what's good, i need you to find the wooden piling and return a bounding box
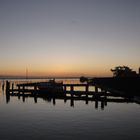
[70,85,74,92]
[6,81,10,95]
[85,99,88,105]
[70,85,74,97]
[101,100,104,110]
[70,99,74,107]
[71,92,73,98]
[53,97,56,105]
[2,81,4,91]
[34,96,37,103]
[6,81,10,103]
[95,100,98,109]
[34,85,37,91]
[22,86,25,95]
[95,86,98,93]
[85,85,89,92]
[18,86,20,94]
[12,83,14,94]
[63,86,66,92]
[22,96,25,102]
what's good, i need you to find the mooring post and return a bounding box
[95,86,98,93]
[34,85,37,91]
[70,85,74,97]
[22,86,25,95]
[34,96,37,103]
[101,100,104,110]
[11,83,14,94]
[95,100,98,109]
[70,99,74,107]
[63,85,66,92]
[22,96,25,102]
[6,81,10,95]
[18,85,20,94]
[85,84,89,102]
[104,97,107,106]
[85,85,89,92]
[53,97,56,105]
[70,85,74,92]
[6,81,10,103]
[64,98,67,103]
[2,80,4,91]
[85,99,88,105]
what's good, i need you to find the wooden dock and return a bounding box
[5,80,131,98]
[5,77,140,99]
[6,81,98,96]
[5,80,140,107]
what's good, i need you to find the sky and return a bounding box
[0,0,140,77]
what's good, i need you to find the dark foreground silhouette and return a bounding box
[80,66,140,96]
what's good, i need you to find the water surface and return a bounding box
[0,80,140,140]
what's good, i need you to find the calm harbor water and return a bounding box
[0,79,140,140]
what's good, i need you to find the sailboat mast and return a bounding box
[26,68,28,80]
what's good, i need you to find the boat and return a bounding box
[36,79,64,94]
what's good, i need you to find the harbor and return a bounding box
[1,0,140,139]
[4,76,140,106]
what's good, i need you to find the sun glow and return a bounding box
[0,0,140,78]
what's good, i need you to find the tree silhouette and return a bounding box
[111,66,136,77]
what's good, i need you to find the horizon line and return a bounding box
[0,75,110,80]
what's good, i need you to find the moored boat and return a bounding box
[36,79,63,94]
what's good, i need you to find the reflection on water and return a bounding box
[0,80,140,140]
[5,93,136,110]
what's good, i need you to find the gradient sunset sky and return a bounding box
[0,0,140,77]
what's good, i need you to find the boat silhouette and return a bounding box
[36,79,64,94]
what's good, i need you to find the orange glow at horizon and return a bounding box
[0,64,112,77]
[0,60,139,77]
[0,61,139,77]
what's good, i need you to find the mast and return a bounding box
[26,68,28,80]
